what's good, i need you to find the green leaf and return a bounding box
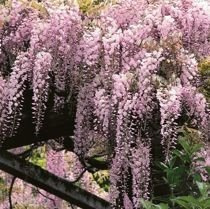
[179,140,190,153]
[193,173,203,182]
[141,199,154,209]
[155,203,169,209]
[206,166,210,175]
[172,199,189,209]
[158,162,168,170]
[172,196,199,209]
[191,144,203,154]
[141,200,168,209]
[173,150,184,159]
[203,199,210,209]
[196,181,208,197]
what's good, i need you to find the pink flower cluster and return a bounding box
[0,0,209,208]
[32,52,52,133]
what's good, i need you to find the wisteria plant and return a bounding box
[0,0,209,208]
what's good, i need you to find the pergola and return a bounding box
[0,110,111,209]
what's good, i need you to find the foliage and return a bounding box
[28,146,46,168]
[0,177,7,202]
[93,170,110,192]
[0,0,5,4]
[142,181,210,209]
[172,181,210,209]
[77,0,109,14]
[142,130,210,209]
[199,57,210,101]
[141,200,169,209]
[156,139,203,198]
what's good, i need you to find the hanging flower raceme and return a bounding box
[32,51,52,134]
[131,142,151,208]
[74,84,96,157]
[73,1,209,208]
[0,1,83,139]
[0,52,31,139]
[182,86,209,138]
[157,82,183,159]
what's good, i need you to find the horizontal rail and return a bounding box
[0,150,110,209]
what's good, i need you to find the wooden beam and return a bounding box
[1,88,76,150]
[0,150,111,209]
[1,113,74,150]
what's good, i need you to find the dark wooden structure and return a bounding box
[0,111,111,209]
[0,150,110,209]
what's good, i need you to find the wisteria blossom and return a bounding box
[0,0,209,208]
